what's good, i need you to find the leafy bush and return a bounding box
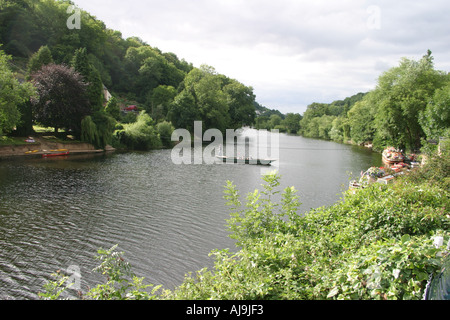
[317,234,446,300]
[39,245,161,300]
[411,141,450,190]
[156,121,175,148]
[114,111,162,151]
[81,112,116,149]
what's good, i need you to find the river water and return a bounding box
[0,129,381,299]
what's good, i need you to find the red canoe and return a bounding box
[42,151,70,158]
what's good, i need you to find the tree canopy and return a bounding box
[372,51,448,151]
[30,63,91,136]
[168,65,256,133]
[0,48,35,135]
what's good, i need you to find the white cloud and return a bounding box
[73,0,450,114]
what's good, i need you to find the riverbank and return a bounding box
[0,135,114,159]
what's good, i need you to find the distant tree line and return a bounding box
[260,51,449,153]
[254,103,302,134]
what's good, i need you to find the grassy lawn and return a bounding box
[33,125,64,134]
[33,125,79,143]
[0,136,36,146]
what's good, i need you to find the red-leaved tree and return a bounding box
[31,63,91,137]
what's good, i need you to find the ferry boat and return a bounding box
[216,156,277,166]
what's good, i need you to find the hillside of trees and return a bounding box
[299,92,367,142]
[0,0,257,149]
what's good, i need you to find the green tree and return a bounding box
[27,45,53,75]
[184,66,230,133]
[348,94,378,145]
[301,114,335,140]
[0,49,35,135]
[299,103,329,137]
[283,113,302,134]
[269,114,282,128]
[150,85,177,121]
[124,45,185,105]
[81,116,98,147]
[373,51,447,151]
[115,111,161,151]
[156,120,175,148]
[329,117,348,143]
[96,111,116,148]
[72,47,104,111]
[420,80,450,140]
[298,93,366,140]
[167,90,199,132]
[317,115,335,140]
[105,95,121,121]
[223,80,256,129]
[255,115,269,130]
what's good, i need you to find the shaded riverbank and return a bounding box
[0,136,113,159]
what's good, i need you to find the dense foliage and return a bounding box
[113,111,162,151]
[39,149,449,300]
[0,48,35,135]
[254,102,303,134]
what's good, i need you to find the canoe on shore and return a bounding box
[216,156,277,166]
[42,151,70,158]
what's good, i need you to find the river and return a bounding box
[0,129,382,299]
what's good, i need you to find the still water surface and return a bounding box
[0,130,381,299]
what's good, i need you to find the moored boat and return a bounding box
[43,151,70,158]
[382,147,405,164]
[216,155,276,166]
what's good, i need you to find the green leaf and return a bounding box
[401,234,411,244]
[327,287,339,299]
[416,272,429,282]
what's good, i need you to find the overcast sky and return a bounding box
[72,0,450,114]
